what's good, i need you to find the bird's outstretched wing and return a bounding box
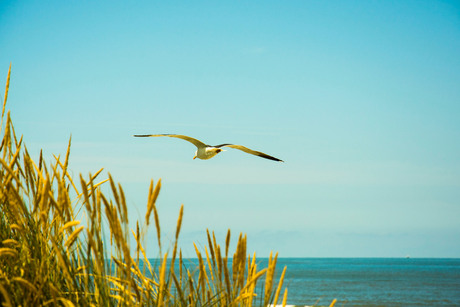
[215,144,284,162]
[133,134,206,148]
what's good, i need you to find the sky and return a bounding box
[1,0,459,258]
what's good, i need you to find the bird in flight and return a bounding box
[133,134,284,162]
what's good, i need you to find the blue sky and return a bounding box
[1,0,459,257]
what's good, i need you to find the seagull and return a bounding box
[133,134,284,162]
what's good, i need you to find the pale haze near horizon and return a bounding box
[1,1,459,257]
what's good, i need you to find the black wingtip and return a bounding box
[261,155,284,162]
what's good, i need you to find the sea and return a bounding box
[271,258,460,306]
[146,257,460,306]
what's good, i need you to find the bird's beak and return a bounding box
[193,156,196,160]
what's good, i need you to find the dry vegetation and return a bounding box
[0,64,290,306]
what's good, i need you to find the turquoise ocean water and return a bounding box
[147,257,460,306]
[272,258,460,306]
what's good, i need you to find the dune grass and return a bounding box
[0,64,290,306]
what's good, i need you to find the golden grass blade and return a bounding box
[135,222,140,262]
[244,259,257,307]
[194,243,208,301]
[175,204,184,239]
[117,182,128,223]
[61,136,71,179]
[43,298,76,307]
[225,229,231,258]
[215,245,223,282]
[7,134,22,170]
[60,220,81,234]
[0,284,12,307]
[0,158,23,188]
[171,206,183,271]
[129,259,157,290]
[51,154,62,183]
[212,231,218,255]
[52,155,80,195]
[79,174,90,205]
[179,249,183,283]
[272,266,287,306]
[107,275,131,288]
[204,246,215,285]
[0,247,18,257]
[93,178,109,189]
[206,229,216,267]
[139,242,155,281]
[145,179,154,224]
[152,204,161,248]
[329,298,337,307]
[238,234,247,288]
[2,62,11,120]
[281,288,288,307]
[38,148,43,170]
[1,239,19,246]
[65,225,84,248]
[169,242,178,285]
[171,272,187,305]
[10,224,22,231]
[12,277,38,293]
[233,292,257,304]
[108,173,121,210]
[248,252,257,280]
[146,178,161,225]
[264,251,279,304]
[237,268,267,294]
[128,268,143,303]
[90,167,104,181]
[157,253,168,307]
[223,257,231,300]
[50,242,73,283]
